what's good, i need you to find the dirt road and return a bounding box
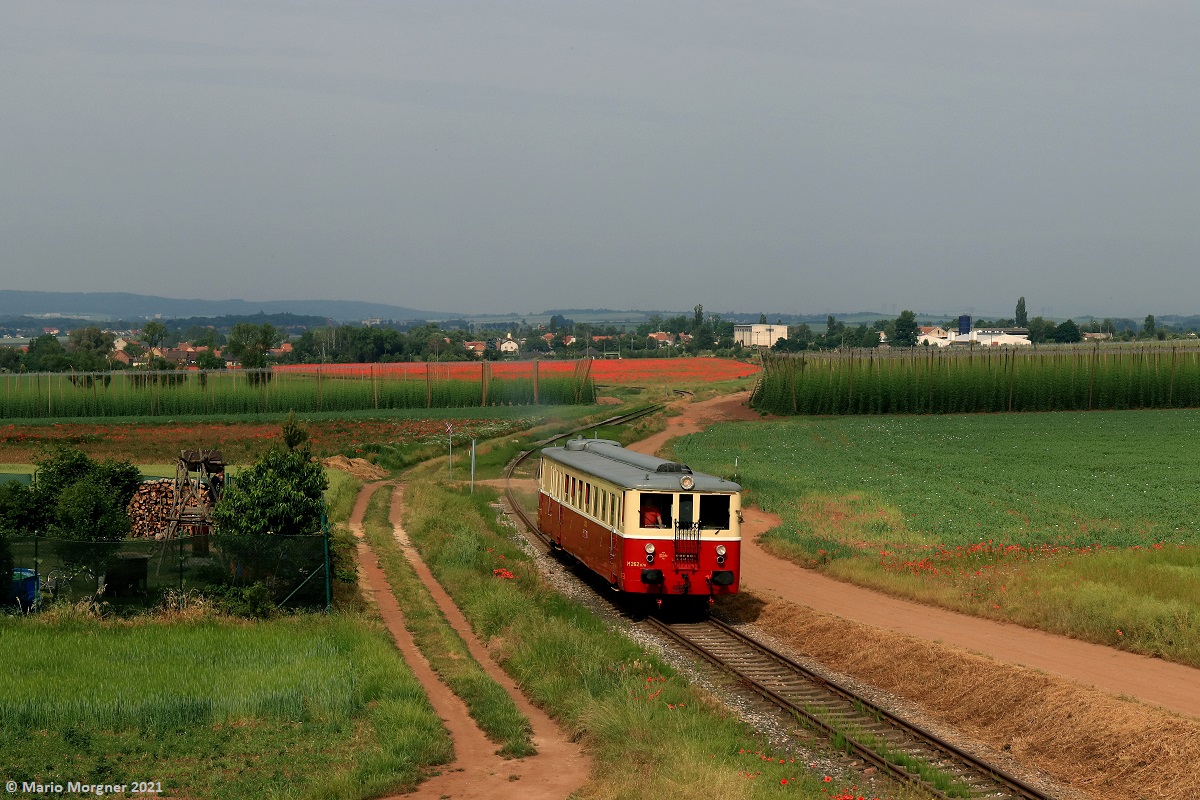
[350,482,587,800]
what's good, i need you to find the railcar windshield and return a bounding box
[639,493,673,528]
[699,495,731,529]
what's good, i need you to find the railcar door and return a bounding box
[674,493,700,567]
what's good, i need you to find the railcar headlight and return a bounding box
[715,545,726,556]
[644,543,656,554]
[680,475,695,490]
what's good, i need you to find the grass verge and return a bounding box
[0,614,450,799]
[361,484,536,757]
[400,480,883,800]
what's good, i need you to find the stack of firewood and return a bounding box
[126,479,215,539]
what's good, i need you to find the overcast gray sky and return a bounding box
[3,1,1197,318]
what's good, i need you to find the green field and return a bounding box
[754,347,1200,415]
[0,368,594,419]
[0,615,450,799]
[672,409,1200,665]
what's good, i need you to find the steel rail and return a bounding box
[502,400,1050,799]
[644,616,1053,800]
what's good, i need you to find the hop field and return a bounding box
[673,409,1200,664]
[0,360,595,420]
[754,346,1200,415]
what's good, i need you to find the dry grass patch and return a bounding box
[746,598,1200,800]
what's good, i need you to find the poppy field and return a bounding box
[277,356,760,385]
[672,409,1200,665]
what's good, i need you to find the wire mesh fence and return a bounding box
[4,531,329,613]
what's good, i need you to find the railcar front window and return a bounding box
[678,494,694,527]
[699,495,731,529]
[639,493,673,528]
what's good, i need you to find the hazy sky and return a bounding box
[3,2,1197,318]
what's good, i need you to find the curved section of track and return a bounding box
[502,402,1050,799]
[646,613,1050,799]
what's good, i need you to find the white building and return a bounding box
[734,324,787,348]
[951,328,1032,347]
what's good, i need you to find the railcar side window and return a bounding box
[699,495,731,529]
[639,493,673,528]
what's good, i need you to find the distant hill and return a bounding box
[0,290,454,323]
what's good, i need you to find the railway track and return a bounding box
[644,616,1052,800]
[501,402,1053,800]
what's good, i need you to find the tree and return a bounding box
[0,481,39,583]
[30,448,141,581]
[195,349,225,370]
[892,310,919,347]
[280,412,310,452]
[24,334,72,372]
[1142,315,1156,339]
[0,347,21,372]
[211,447,327,538]
[1015,297,1028,327]
[1052,319,1082,343]
[1026,317,1055,344]
[226,323,281,369]
[693,304,704,332]
[142,320,167,352]
[67,327,115,359]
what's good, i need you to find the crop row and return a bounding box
[0,362,594,419]
[275,356,759,384]
[753,348,1200,415]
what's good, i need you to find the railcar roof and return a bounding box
[541,438,741,493]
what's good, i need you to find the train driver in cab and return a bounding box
[640,496,665,528]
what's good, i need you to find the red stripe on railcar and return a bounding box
[538,495,739,596]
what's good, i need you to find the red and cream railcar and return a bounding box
[538,438,742,599]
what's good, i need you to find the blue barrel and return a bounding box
[9,569,39,610]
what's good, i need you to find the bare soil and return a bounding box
[323,455,389,481]
[349,482,587,799]
[639,391,1200,800]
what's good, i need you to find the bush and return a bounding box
[207,582,277,618]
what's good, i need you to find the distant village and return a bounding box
[1,305,1195,374]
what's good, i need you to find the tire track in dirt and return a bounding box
[349,481,587,799]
